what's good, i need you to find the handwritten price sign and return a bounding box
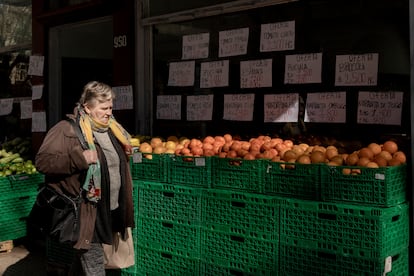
[264,93,299,122]
[182,33,210,60]
[187,94,214,121]
[284,53,322,84]
[156,95,182,120]
[240,59,272,88]
[168,61,195,87]
[200,60,229,88]
[223,94,255,121]
[357,91,403,125]
[260,21,295,52]
[335,53,378,86]
[304,92,346,123]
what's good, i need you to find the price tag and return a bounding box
[375,173,385,180]
[195,157,206,167]
[383,256,392,275]
[132,152,143,163]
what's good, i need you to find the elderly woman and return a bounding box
[35,81,135,275]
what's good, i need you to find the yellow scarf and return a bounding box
[79,114,132,149]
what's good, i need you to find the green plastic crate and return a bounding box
[280,198,409,258]
[169,155,211,187]
[129,153,169,182]
[0,176,11,194]
[0,191,37,220]
[8,173,44,195]
[0,216,28,241]
[320,164,407,207]
[136,217,201,258]
[132,183,139,220]
[199,260,277,276]
[135,245,199,276]
[201,189,278,240]
[263,160,321,199]
[279,238,409,276]
[211,157,264,193]
[137,181,202,225]
[200,228,278,275]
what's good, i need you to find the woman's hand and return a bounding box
[83,149,98,164]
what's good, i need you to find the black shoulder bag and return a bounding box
[27,119,87,244]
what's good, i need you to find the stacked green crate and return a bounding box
[0,173,43,241]
[263,160,321,199]
[169,155,212,188]
[211,157,264,193]
[279,198,410,275]
[200,189,279,275]
[129,153,170,183]
[320,164,407,207]
[134,180,202,275]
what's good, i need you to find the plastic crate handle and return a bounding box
[163,192,174,198]
[230,269,244,275]
[231,201,246,208]
[162,222,173,228]
[230,235,245,243]
[318,212,337,220]
[317,251,337,261]
[161,252,172,259]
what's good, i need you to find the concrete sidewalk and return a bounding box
[0,238,47,275]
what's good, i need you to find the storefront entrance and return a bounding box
[48,17,113,126]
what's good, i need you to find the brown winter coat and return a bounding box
[35,119,135,250]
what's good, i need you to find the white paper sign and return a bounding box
[0,98,13,116]
[260,21,295,52]
[113,85,133,110]
[304,92,346,123]
[156,95,182,120]
[284,53,322,84]
[28,55,44,76]
[182,33,210,60]
[168,61,195,87]
[32,111,46,132]
[240,59,272,88]
[32,85,43,100]
[357,91,403,125]
[20,100,32,119]
[187,94,214,121]
[219,27,249,57]
[223,94,255,121]
[335,53,378,86]
[264,93,299,123]
[200,60,229,88]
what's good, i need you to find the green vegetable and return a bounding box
[0,153,20,164]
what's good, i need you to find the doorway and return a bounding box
[48,16,113,127]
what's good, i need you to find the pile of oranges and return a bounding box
[138,134,406,168]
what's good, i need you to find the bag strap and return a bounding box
[67,118,88,150]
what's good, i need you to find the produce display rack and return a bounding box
[1,157,407,275]
[127,157,409,276]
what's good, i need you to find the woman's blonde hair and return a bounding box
[78,81,115,107]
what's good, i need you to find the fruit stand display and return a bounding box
[125,134,409,275]
[0,137,44,242]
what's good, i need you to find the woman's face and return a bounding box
[85,99,113,124]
